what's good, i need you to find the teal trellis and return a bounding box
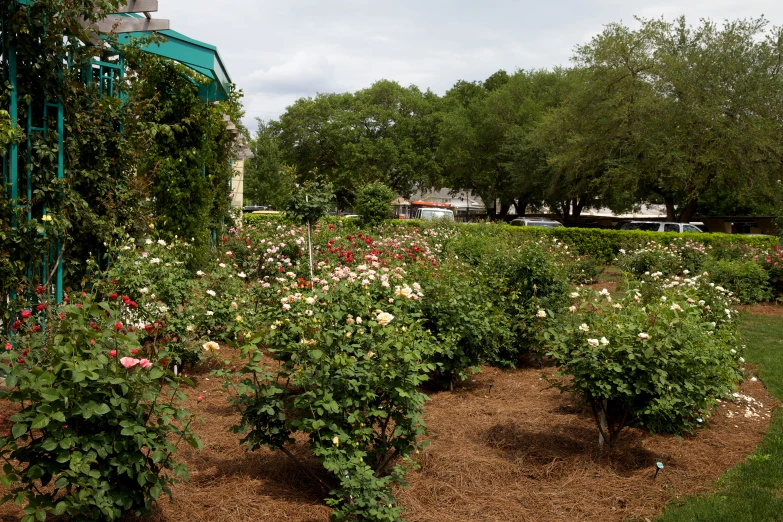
[2,1,235,305]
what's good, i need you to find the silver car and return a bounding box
[509,217,563,228]
[620,221,703,233]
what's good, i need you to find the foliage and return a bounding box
[0,291,200,521]
[243,119,295,209]
[354,182,396,227]
[219,268,437,521]
[758,246,783,298]
[658,314,783,521]
[0,1,244,319]
[271,81,443,206]
[285,180,335,225]
[542,286,742,446]
[503,226,780,264]
[703,259,773,304]
[535,17,783,222]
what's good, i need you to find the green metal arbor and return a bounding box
[1,0,237,303]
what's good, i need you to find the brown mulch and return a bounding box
[0,347,777,522]
[737,302,783,317]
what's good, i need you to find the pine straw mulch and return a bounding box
[0,348,777,522]
[736,302,783,317]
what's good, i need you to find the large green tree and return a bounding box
[271,81,442,206]
[438,69,571,219]
[243,118,294,209]
[535,17,783,222]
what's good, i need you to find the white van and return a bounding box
[415,208,455,221]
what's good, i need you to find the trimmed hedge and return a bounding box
[501,227,781,264]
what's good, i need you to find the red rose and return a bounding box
[16,358,24,364]
[35,285,44,294]
[32,325,41,332]
[109,293,118,300]
[130,349,139,355]
[20,310,32,319]
[36,303,45,312]
[58,313,65,320]
[145,325,154,333]
[81,291,87,297]
[129,301,137,309]
[63,297,68,302]
[4,343,12,351]
[109,350,117,357]
[115,322,123,331]
[22,349,29,356]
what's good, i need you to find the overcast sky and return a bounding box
[153,1,783,131]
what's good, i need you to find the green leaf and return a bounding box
[31,415,50,430]
[11,423,27,439]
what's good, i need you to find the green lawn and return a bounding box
[658,313,783,522]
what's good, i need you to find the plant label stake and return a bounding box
[654,461,664,480]
[489,381,494,395]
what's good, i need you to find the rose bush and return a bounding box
[218,263,438,521]
[0,291,200,522]
[540,285,742,446]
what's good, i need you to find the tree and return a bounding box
[354,182,396,227]
[244,119,294,209]
[537,17,783,222]
[438,70,570,219]
[272,81,442,206]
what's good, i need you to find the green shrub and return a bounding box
[616,242,686,277]
[542,287,742,446]
[414,258,514,384]
[703,259,773,304]
[219,268,436,521]
[503,226,779,264]
[0,292,200,521]
[354,182,396,227]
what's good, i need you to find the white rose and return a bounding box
[579,323,590,332]
[638,332,649,340]
[376,312,394,326]
[587,338,600,347]
[536,310,547,318]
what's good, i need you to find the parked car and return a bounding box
[242,205,269,213]
[619,221,704,233]
[415,208,455,221]
[509,217,563,228]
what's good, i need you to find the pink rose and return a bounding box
[120,357,139,368]
[109,350,117,357]
[139,358,152,369]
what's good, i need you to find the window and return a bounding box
[664,224,680,233]
[684,225,702,233]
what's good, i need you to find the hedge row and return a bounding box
[383,220,780,264]
[242,215,780,264]
[506,227,781,263]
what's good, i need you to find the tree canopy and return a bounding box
[252,16,783,223]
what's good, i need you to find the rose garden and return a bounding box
[1,210,782,521]
[3,2,783,521]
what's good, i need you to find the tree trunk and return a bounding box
[573,198,585,220]
[497,202,510,219]
[678,199,698,223]
[560,201,571,225]
[664,197,676,221]
[514,197,528,217]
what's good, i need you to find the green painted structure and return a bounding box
[2,0,233,303]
